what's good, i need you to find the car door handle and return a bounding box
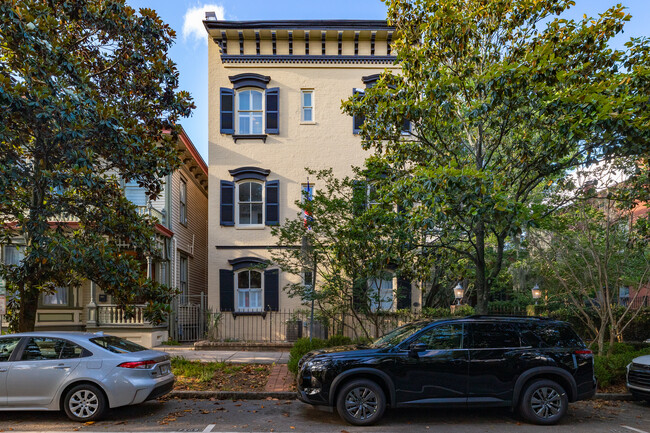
[54,364,70,369]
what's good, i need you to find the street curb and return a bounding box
[169,390,296,400]
[593,393,635,401]
[169,391,634,402]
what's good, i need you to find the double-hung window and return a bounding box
[220,73,279,138]
[237,89,264,135]
[220,167,279,228]
[237,181,264,227]
[180,178,187,226]
[301,90,314,123]
[368,274,394,312]
[237,269,263,311]
[42,287,70,306]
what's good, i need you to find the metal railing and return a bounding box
[168,294,207,343]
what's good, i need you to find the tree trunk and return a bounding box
[18,285,40,332]
[474,220,488,314]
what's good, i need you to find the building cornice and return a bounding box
[203,19,393,31]
[221,55,396,65]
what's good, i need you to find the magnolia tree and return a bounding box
[344,0,650,314]
[0,0,194,331]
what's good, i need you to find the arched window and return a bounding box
[237,181,264,226]
[236,269,263,311]
[237,89,264,135]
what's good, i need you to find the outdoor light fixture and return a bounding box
[453,283,464,305]
[531,284,542,304]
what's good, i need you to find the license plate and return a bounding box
[160,364,171,375]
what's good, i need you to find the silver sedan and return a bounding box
[0,331,174,421]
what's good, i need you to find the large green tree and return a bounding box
[0,0,193,331]
[344,0,650,313]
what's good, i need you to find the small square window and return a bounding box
[301,90,314,123]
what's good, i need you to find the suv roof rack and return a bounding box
[466,315,553,320]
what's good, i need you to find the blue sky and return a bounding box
[126,0,649,161]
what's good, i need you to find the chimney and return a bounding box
[205,11,217,20]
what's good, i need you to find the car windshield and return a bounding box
[89,336,147,354]
[369,321,430,348]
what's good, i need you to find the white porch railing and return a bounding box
[97,304,147,326]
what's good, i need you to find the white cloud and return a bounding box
[182,4,225,44]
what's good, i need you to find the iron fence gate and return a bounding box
[168,293,207,342]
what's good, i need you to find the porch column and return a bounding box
[87,281,98,326]
[146,255,152,279]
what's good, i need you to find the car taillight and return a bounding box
[574,349,593,355]
[118,360,157,369]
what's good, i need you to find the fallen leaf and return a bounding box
[83,421,95,426]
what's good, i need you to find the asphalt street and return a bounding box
[0,398,648,433]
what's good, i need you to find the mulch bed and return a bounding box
[173,363,273,392]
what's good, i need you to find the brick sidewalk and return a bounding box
[264,364,294,392]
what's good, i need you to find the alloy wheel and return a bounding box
[530,386,562,419]
[344,386,379,421]
[68,389,99,419]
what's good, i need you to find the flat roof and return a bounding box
[203,19,393,32]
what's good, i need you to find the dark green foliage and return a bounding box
[594,344,650,388]
[327,335,353,347]
[343,0,650,314]
[288,335,359,374]
[288,338,327,374]
[0,0,194,331]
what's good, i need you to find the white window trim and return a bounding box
[367,183,379,208]
[236,88,265,135]
[300,89,315,124]
[235,180,265,229]
[235,269,264,312]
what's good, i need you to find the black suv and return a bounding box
[297,316,596,426]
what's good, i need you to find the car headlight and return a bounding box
[306,359,330,371]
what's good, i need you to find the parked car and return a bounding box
[297,316,596,426]
[0,331,174,421]
[627,354,650,402]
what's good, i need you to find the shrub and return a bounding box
[594,346,650,388]
[327,335,353,347]
[288,337,327,374]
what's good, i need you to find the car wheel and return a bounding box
[63,384,107,422]
[336,379,386,426]
[519,379,568,425]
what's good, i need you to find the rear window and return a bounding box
[89,336,147,353]
[520,323,585,348]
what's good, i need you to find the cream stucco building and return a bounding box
[203,18,419,339]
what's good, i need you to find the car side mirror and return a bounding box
[409,342,427,357]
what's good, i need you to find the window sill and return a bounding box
[300,121,316,125]
[233,134,267,143]
[235,225,266,230]
[232,311,267,319]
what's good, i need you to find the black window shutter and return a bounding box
[264,269,279,311]
[266,87,279,134]
[352,89,365,134]
[352,277,367,312]
[265,180,280,225]
[219,269,234,311]
[220,180,235,226]
[220,88,235,134]
[397,278,412,310]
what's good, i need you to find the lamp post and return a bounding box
[531,284,542,305]
[453,283,464,305]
